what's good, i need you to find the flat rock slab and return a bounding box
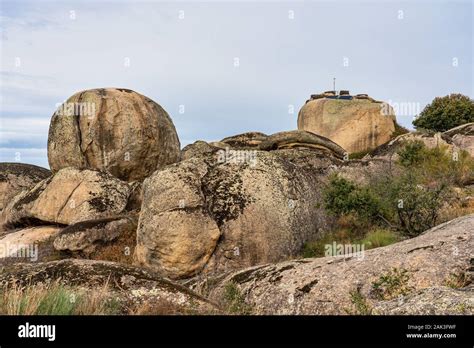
[0,259,218,314]
[203,214,473,315]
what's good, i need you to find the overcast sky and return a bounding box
[0,0,472,168]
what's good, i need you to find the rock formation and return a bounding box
[48,88,181,182]
[0,163,50,212]
[1,86,473,315]
[200,214,473,315]
[53,215,138,255]
[1,168,131,229]
[0,259,218,314]
[259,130,346,158]
[135,147,341,279]
[298,92,396,154]
[367,123,474,160]
[443,122,474,157]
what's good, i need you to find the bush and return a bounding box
[323,175,381,224]
[392,175,449,237]
[397,140,425,167]
[413,94,474,132]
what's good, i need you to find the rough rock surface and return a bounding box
[298,97,396,153]
[0,163,50,211]
[201,214,473,315]
[136,149,340,279]
[47,88,181,182]
[0,259,218,313]
[0,226,62,260]
[220,132,268,148]
[181,141,220,161]
[366,127,474,163]
[372,286,474,315]
[443,122,474,157]
[259,130,346,159]
[1,168,130,228]
[53,215,137,254]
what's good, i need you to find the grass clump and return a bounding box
[370,268,412,300]
[444,272,471,289]
[0,281,120,315]
[360,229,400,250]
[347,288,372,315]
[222,282,252,315]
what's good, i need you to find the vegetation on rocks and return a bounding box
[413,94,474,132]
[322,141,473,239]
[0,281,120,315]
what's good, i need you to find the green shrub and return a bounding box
[394,177,449,237]
[371,268,412,300]
[222,282,252,315]
[413,94,474,132]
[397,140,425,167]
[323,175,381,224]
[348,288,372,315]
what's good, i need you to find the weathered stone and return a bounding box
[372,286,474,315]
[1,168,130,228]
[53,215,137,254]
[259,130,346,159]
[136,148,337,279]
[298,96,396,153]
[135,158,221,279]
[443,122,474,157]
[202,214,473,315]
[220,132,268,148]
[0,259,218,314]
[181,141,219,161]
[47,88,181,182]
[367,128,473,162]
[0,163,50,212]
[0,226,62,260]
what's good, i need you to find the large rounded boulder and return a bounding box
[298,93,396,154]
[48,88,181,182]
[135,147,340,279]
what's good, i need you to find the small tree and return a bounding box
[413,94,474,132]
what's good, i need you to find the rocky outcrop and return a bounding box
[1,168,130,228]
[367,124,474,161]
[372,286,474,315]
[181,141,220,161]
[259,130,346,159]
[298,95,396,153]
[0,163,50,212]
[53,215,137,254]
[0,259,218,314]
[443,122,474,157]
[201,214,473,315]
[220,132,268,148]
[47,88,181,182]
[136,149,339,279]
